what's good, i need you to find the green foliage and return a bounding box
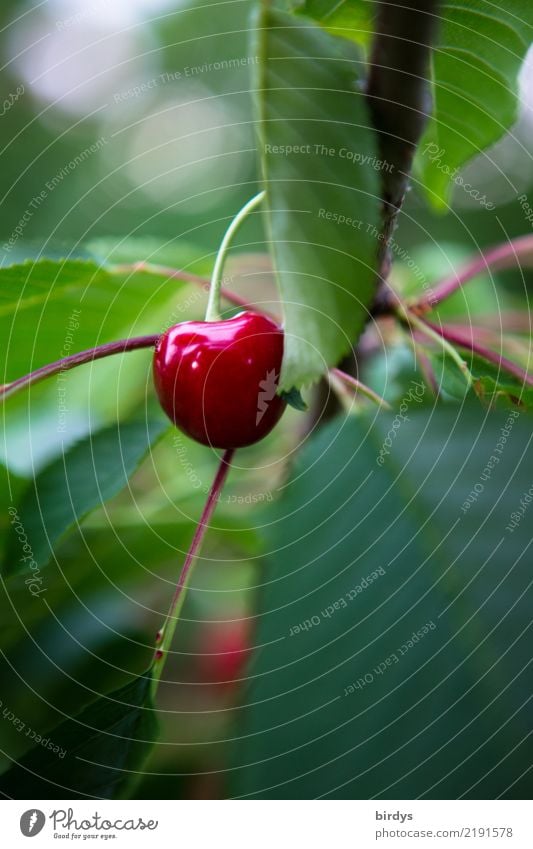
[293,0,374,47]
[3,416,168,575]
[418,1,533,207]
[231,407,533,798]
[290,0,533,210]
[431,351,533,409]
[0,258,192,380]
[255,6,380,388]
[0,669,157,799]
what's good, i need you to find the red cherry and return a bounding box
[153,311,286,448]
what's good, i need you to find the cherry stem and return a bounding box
[423,318,533,387]
[330,367,392,410]
[412,234,533,313]
[205,191,266,322]
[0,335,159,402]
[152,448,235,690]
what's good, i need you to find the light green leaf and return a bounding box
[431,350,533,409]
[293,0,374,48]
[418,1,533,207]
[255,7,380,389]
[0,257,197,381]
[3,416,168,575]
[231,406,533,798]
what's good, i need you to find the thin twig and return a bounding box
[400,308,474,386]
[0,335,159,402]
[331,367,392,410]
[413,234,533,312]
[423,319,533,387]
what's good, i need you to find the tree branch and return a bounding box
[367,0,441,297]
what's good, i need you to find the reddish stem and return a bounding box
[113,261,253,312]
[423,319,533,387]
[331,367,391,410]
[153,448,235,682]
[0,335,159,401]
[415,235,533,312]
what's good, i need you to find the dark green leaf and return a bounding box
[279,386,308,411]
[231,407,533,798]
[3,416,168,575]
[0,669,157,799]
[255,7,380,388]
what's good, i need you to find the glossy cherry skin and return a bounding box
[153,311,286,448]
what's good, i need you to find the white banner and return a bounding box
[0,800,532,848]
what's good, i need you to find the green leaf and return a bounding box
[429,351,533,410]
[231,407,533,798]
[85,236,212,274]
[418,1,533,208]
[279,386,308,411]
[255,7,380,389]
[0,258,192,381]
[3,416,168,575]
[0,669,157,799]
[293,0,374,48]
[290,1,533,210]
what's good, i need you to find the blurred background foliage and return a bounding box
[1,0,533,798]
